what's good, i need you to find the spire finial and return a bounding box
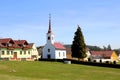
[48,14,52,33]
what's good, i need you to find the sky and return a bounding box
[0,0,120,49]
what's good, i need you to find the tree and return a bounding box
[103,46,107,51]
[71,25,87,61]
[107,44,111,50]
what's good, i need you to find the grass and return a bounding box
[0,61,120,80]
[117,61,120,64]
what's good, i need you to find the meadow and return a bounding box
[0,61,120,80]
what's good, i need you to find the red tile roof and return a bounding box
[54,42,66,50]
[0,38,13,43]
[0,38,31,49]
[90,51,113,58]
[66,48,72,54]
[14,40,28,45]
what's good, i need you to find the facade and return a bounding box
[90,51,118,62]
[0,38,39,61]
[42,16,66,59]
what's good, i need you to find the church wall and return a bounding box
[55,50,66,59]
[42,44,55,59]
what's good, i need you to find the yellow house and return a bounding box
[90,51,119,62]
[0,38,39,61]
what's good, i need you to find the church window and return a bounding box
[48,49,50,52]
[52,37,53,40]
[59,52,60,57]
[48,37,50,40]
[63,52,65,57]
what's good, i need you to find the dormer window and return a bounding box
[7,43,12,47]
[23,45,26,47]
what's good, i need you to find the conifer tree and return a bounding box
[107,44,112,50]
[71,25,87,60]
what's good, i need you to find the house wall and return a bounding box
[119,54,120,60]
[0,48,32,59]
[84,50,91,61]
[31,44,39,59]
[55,50,66,59]
[111,51,118,61]
[14,49,31,59]
[0,48,13,58]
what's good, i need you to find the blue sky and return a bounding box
[0,0,120,49]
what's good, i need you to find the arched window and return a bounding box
[63,52,65,57]
[52,37,53,40]
[48,49,50,52]
[59,52,60,57]
[48,37,50,40]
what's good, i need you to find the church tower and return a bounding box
[47,14,54,44]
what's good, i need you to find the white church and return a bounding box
[42,16,67,59]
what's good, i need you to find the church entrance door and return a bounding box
[47,54,51,59]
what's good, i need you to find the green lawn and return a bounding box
[0,61,120,80]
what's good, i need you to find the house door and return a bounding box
[47,54,51,59]
[14,52,17,59]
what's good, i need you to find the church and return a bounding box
[42,16,66,59]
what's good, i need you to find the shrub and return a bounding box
[93,60,96,62]
[106,61,109,64]
[113,61,116,64]
[99,59,102,63]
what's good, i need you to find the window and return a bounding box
[8,43,12,46]
[48,37,50,40]
[59,52,60,57]
[63,52,65,57]
[48,49,50,52]
[11,51,13,55]
[52,37,53,40]
[20,51,22,55]
[28,51,30,55]
[2,51,4,55]
[24,51,26,55]
[7,51,9,55]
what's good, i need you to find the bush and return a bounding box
[106,61,109,64]
[88,58,91,62]
[93,60,96,63]
[113,61,116,64]
[99,59,102,63]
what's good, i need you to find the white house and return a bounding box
[84,48,91,61]
[42,16,66,59]
[29,43,39,60]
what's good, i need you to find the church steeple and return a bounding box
[47,14,54,44]
[48,14,52,33]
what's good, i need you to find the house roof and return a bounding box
[90,51,114,58]
[27,43,34,48]
[14,40,28,45]
[54,42,66,50]
[0,38,32,49]
[0,38,13,43]
[66,48,72,54]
